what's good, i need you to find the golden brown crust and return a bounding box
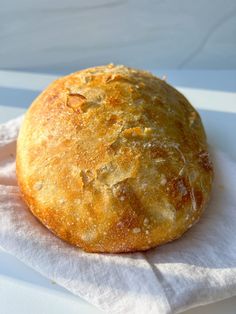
[16,64,213,253]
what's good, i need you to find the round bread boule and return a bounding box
[16,64,213,253]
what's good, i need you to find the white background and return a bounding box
[1,0,236,73]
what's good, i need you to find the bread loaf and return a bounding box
[16,64,213,253]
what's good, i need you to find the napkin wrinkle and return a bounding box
[0,116,236,314]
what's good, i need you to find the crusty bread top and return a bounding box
[16,64,213,252]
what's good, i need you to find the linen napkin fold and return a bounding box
[0,116,236,314]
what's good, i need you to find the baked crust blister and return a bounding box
[16,64,213,253]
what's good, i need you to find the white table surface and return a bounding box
[0,69,236,314]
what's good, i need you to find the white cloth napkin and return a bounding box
[0,116,236,314]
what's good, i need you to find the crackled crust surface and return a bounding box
[16,64,213,253]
